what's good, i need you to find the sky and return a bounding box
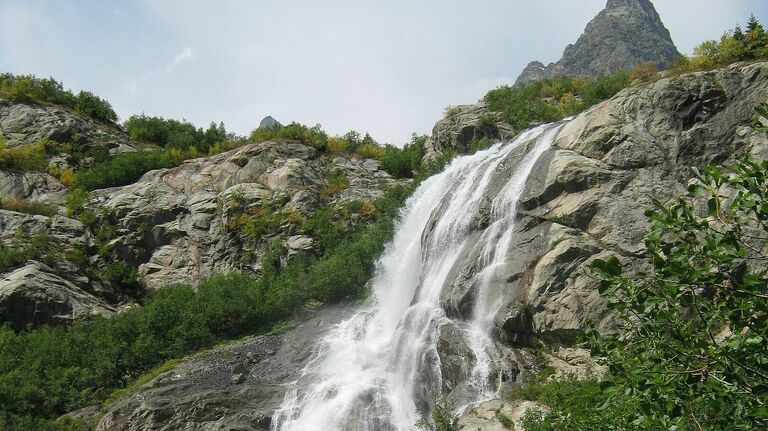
[1,1,767,146]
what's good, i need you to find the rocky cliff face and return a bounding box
[516,0,680,84]
[90,140,400,289]
[93,62,768,430]
[0,136,401,327]
[504,62,768,344]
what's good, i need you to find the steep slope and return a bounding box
[94,62,768,430]
[516,0,680,83]
[0,138,401,328]
[89,140,400,289]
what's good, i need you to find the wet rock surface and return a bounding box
[94,304,355,431]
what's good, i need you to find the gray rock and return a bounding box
[96,305,355,431]
[0,261,115,329]
[516,0,680,83]
[0,98,135,151]
[259,116,282,130]
[503,62,768,344]
[423,102,516,162]
[88,140,401,289]
[458,399,549,431]
[0,170,67,205]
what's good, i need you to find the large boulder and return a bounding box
[0,170,67,206]
[516,0,680,83]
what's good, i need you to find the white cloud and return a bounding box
[164,47,194,73]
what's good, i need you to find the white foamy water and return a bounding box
[271,121,566,431]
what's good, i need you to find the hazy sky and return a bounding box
[1,1,766,145]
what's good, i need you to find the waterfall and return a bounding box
[271,121,566,431]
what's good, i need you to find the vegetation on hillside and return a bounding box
[671,15,768,75]
[124,115,231,153]
[0,178,414,430]
[483,71,630,131]
[517,106,768,431]
[250,121,431,179]
[0,73,117,124]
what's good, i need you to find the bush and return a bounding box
[74,147,198,190]
[250,122,328,151]
[355,142,384,159]
[0,232,56,275]
[0,141,47,172]
[516,379,639,431]
[629,63,660,84]
[125,116,228,153]
[671,15,768,76]
[74,91,118,123]
[323,168,350,199]
[484,72,630,131]
[585,155,768,430]
[380,135,426,179]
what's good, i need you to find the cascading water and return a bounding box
[271,121,567,431]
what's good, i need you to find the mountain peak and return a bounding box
[516,0,679,84]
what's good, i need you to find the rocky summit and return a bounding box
[516,0,680,83]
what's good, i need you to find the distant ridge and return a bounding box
[516,0,680,84]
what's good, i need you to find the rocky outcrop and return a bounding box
[516,0,680,84]
[0,261,115,329]
[500,62,768,344]
[458,399,549,431]
[93,305,355,431]
[89,140,401,288]
[0,210,124,327]
[259,116,282,129]
[1,98,140,206]
[0,170,67,205]
[423,102,516,161]
[0,98,134,151]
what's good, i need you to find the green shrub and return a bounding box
[124,115,228,153]
[0,232,56,275]
[74,147,198,190]
[380,135,426,179]
[484,72,629,132]
[74,91,118,123]
[515,379,639,431]
[323,168,350,198]
[250,122,329,151]
[671,15,768,76]
[0,141,47,172]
